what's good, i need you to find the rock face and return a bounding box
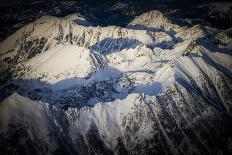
[0,9,232,155]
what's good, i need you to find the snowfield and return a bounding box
[0,10,232,155]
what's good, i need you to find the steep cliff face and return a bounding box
[0,9,232,155]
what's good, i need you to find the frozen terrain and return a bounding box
[0,9,232,155]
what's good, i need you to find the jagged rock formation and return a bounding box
[0,9,232,155]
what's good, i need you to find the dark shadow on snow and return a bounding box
[0,66,163,108]
[73,19,93,27]
[90,38,142,54]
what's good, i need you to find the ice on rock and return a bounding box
[0,9,232,154]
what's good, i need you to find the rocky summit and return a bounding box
[0,1,232,155]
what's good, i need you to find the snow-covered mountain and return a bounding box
[0,9,232,154]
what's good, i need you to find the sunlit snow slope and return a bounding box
[0,10,232,155]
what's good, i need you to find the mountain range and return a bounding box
[0,2,232,155]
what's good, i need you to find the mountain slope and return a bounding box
[0,9,232,155]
